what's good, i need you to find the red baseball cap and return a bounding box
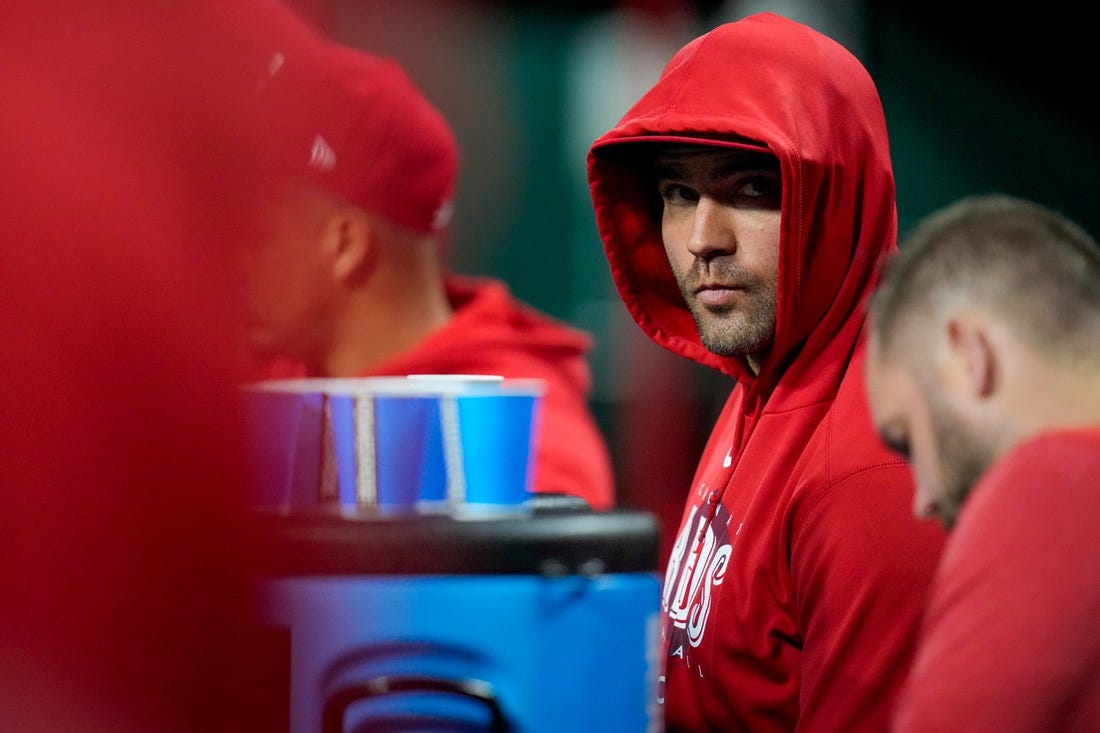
[261,41,458,234]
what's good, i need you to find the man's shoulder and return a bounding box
[783,363,907,493]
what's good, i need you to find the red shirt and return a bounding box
[893,428,1100,732]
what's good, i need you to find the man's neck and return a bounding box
[321,278,453,377]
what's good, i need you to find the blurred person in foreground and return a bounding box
[586,12,947,732]
[244,40,614,509]
[864,194,1100,732]
[0,1,325,730]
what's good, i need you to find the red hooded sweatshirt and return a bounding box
[587,13,946,732]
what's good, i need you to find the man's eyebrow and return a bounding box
[876,421,911,458]
[652,154,779,182]
[651,158,686,179]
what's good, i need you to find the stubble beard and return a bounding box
[928,393,996,530]
[686,286,776,358]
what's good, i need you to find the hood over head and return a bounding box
[587,12,897,396]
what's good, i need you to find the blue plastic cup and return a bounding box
[445,387,542,516]
[393,375,544,517]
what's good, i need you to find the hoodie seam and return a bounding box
[653,35,706,125]
[799,458,911,523]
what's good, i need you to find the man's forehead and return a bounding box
[652,144,778,170]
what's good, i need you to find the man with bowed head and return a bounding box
[864,194,1100,732]
[245,40,614,510]
[586,12,947,732]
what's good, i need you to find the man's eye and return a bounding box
[736,175,781,201]
[658,182,696,205]
[883,434,911,460]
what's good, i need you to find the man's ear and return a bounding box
[319,206,374,283]
[944,314,997,399]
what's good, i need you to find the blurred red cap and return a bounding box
[262,41,459,234]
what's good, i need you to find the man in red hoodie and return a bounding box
[244,40,613,509]
[865,194,1100,732]
[586,13,947,732]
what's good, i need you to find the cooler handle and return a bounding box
[322,674,507,733]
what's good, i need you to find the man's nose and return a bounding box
[912,483,939,522]
[687,197,735,258]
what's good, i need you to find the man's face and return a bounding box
[865,331,995,529]
[654,146,782,370]
[239,184,336,365]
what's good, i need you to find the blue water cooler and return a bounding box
[248,502,662,732]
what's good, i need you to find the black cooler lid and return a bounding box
[246,501,661,577]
